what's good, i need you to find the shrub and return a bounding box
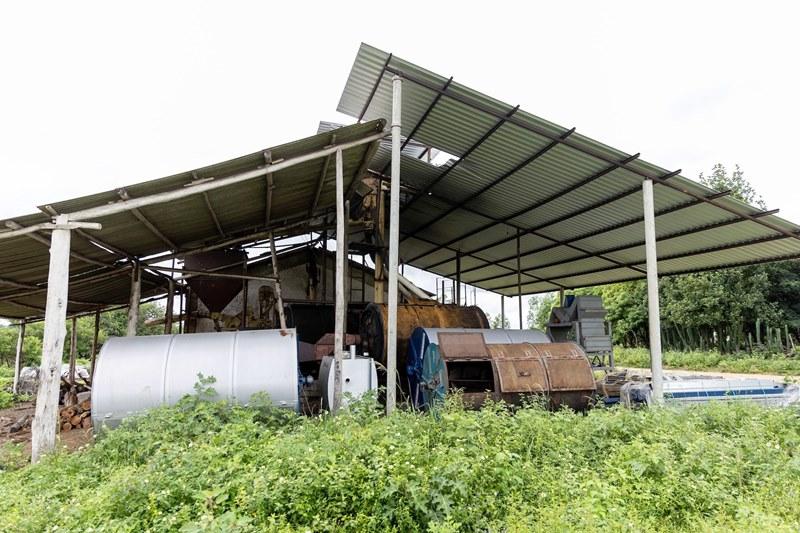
[1,395,800,531]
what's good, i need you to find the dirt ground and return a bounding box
[0,401,94,459]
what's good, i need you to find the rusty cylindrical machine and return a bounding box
[359,303,489,372]
[414,329,596,410]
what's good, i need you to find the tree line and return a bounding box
[0,303,164,367]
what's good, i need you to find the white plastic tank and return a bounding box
[92,329,299,428]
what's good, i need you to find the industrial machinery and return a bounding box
[92,329,300,428]
[407,327,596,410]
[359,302,489,374]
[318,350,379,410]
[547,295,614,368]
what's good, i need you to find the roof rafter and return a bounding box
[401,104,520,213]
[117,189,178,250]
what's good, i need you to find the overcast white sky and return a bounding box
[2,1,799,327]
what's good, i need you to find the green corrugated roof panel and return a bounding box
[339,43,800,295]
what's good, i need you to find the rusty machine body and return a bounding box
[359,302,488,371]
[411,328,596,410]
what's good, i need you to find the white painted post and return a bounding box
[12,320,25,394]
[31,214,71,463]
[386,75,402,415]
[643,178,664,404]
[333,148,345,413]
[127,263,141,337]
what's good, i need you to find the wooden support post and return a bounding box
[333,148,346,413]
[455,252,461,306]
[374,182,386,304]
[127,262,141,337]
[517,228,523,330]
[500,295,505,329]
[12,320,25,394]
[165,278,175,334]
[269,232,287,330]
[241,279,249,329]
[559,287,565,307]
[321,229,328,302]
[32,215,71,464]
[67,316,78,405]
[90,309,100,380]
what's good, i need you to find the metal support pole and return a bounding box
[441,280,446,304]
[178,286,184,334]
[165,278,175,334]
[269,232,287,330]
[517,228,523,329]
[559,287,565,307]
[90,309,100,380]
[12,320,25,394]
[333,148,346,413]
[500,295,505,329]
[126,262,141,337]
[643,178,664,404]
[386,75,402,415]
[32,214,71,464]
[455,252,461,305]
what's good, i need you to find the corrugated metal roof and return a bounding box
[0,120,386,319]
[339,43,800,296]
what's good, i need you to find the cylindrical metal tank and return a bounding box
[92,329,299,428]
[406,327,551,404]
[359,303,489,370]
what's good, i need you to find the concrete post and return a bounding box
[31,214,71,463]
[643,178,664,404]
[386,75,402,415]
[333,148,345,413]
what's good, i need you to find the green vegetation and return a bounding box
[1,393,800,531]
[614,347,800,376]
[0,365,14,409]
[0,303,165,368]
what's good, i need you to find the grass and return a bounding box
[614,347,800,376]
[1,392,800,532]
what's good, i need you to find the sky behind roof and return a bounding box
[2,1,798,326]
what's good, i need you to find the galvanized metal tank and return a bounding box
[92,329,299,428]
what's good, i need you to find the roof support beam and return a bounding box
[421,168,683,272]
[384,64,800,246]
[264,151,274,226]
[402,104,520,213]
[452,189,731,279]
[310,134,336,217]
[0,277,38,291]
[66,128,388,222]
[118,190,178,250]
[358,53,393,122]
[203,193,225,237]
[3,220,109,269]
[469,198,766,286]
[643,178,663,403]
[488,228,799,292]
[401,126,575,242]
[404,152,643,264]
